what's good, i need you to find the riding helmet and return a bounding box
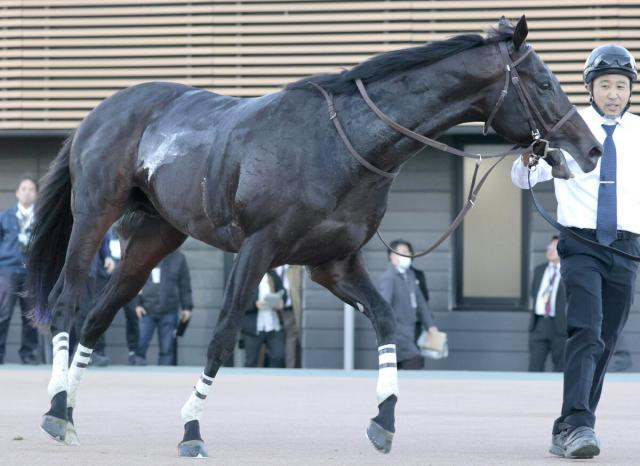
[583,44,637,84]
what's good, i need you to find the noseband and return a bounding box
[312,41,577,257]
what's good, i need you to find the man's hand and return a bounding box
[256,300,268,310]
[135,306,146,320]
[428,326,439,334]
[180,310,192,323]
[104,257,116,274]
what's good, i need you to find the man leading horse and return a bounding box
[512,44,640,460]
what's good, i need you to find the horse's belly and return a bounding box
[284,220,372,265]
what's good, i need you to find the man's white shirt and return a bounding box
[511,105,640,234]
[535,263,561,317]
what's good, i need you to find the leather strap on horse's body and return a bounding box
[310,81,396,179]
[312,79,516,258]
[311,42,576,258]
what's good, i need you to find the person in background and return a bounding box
[529,235,566,372]
[241,270,286,368]
[107,230,141,365]
[407,244,436,343]
[274,265,303,368]
[609,334,632,372]
[378,239,438,370]
[134,250,192,365]
[0,175,39,365]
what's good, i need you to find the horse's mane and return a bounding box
[286,25,514,94]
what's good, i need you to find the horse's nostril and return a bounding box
[588,147,602,159]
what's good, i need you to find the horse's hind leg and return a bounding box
[42,169,129,444]
[65,212,186,444]
[309,252,398,454]
[178,232,274,458]
[42,211,124,444]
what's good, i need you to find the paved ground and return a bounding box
[1,366,640,465]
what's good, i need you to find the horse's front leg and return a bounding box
[309,252,398,453]
[178,232,275,458]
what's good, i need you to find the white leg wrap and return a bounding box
[181,372,213,424]
[68,344,93,408]
[48,332,70,400]
[376,344,399,404]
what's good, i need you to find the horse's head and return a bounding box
[484,16,601,177]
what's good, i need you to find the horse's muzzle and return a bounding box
[588,146,602,159]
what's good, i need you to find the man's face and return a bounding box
[546,239,559,263]
[389,244,411,266]
[589,74,632,117]
[16,179,37,207]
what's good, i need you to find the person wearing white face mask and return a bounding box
[377,239,438,370]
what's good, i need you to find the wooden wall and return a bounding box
[2,0,640,130]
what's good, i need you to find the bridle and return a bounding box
[311,41,578,258]
[485,42,577,165]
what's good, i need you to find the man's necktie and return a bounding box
[543,266,557,316]
[596,124,617,245]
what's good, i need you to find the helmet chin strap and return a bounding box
[589,99,630,118]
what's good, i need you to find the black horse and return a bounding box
[28,16,600,457]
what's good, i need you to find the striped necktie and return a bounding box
[543,266,557,316]
[596,123,617,245]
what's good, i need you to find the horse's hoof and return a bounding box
[178,439,208,458]
[40,415,67,444]
[64,422,80,446]
[366,420,394,454]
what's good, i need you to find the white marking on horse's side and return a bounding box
[143,132,183,182]
[48,332,70,400]
[376,344,399,404]
[67,344,93,408]
[181,372,214,424]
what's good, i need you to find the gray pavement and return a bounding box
[1,366,639,465]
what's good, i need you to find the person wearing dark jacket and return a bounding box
[134,251,193,365]
[107,230,140,364]
[529,236,566,372]
[241,270,286,368]
[0,176,39,364]
[378,239,438,370]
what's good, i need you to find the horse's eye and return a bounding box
[538,81,552,91]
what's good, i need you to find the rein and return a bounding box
[528,173,640,261]
[312,41,576,258]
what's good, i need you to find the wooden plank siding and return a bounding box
[2,1,640,129]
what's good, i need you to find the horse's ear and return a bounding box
[513,15,528,50]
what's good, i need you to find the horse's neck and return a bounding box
[338,50,496,173]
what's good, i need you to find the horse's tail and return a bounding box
[27,132,75,327]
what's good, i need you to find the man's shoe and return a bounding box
[89,352,110,367]
[21,354,39,365]
[550,426,600,459]
[131,355,147,366]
